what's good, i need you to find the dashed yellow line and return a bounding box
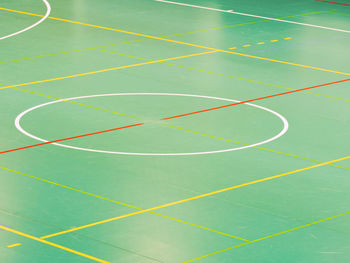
[0,6,349,77]
[230,37,292,50]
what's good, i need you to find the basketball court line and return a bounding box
[2,83,349,170]
[0,9,333,66]
[1,77,349,156]
[1,6,349,78]
[1,165,249,249]
[0,0,50,40]
[1,83,348,171]
[155,0,350,33]
[0,225,108,263]
[316,0,350,6]
[19,154,350,241]
[184,211,350,262]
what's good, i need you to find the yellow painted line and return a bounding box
[0,166,249,247]
[0,225,109,263]
[242,44,251,47]
[257,42,265,45]
[95,48,350,105]
[184,211,350,262]
[270,39,279,42]
[31,155,350,240]
[0,50,217,90]
[284,37,292,40]
[7,243,21,248]
[229,47,237,50]
[0,11,329,66]
[0,7,349,77]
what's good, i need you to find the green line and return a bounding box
[0,166,249,242]
[330,11,350,17]
[161,124,350,171]
[94,48,350,104]
[184,211,350,262]
[0,10,333,65]
[0,85,140,119]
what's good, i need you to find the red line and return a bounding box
[0,123,144,155]
[1,78,349,155]
[162,78,350,120]
[316,0,350,6]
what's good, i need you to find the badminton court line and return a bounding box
[18,154,350,241]
[3,83,350,171]
[0,0,50,40]
[0,9,330,65]
[156,0,350,34]
[0,6,349,76]
[0,225,108,263]
[316,0,350,6]
[1,165,249,249]
[1,77,349,156]
[184,211,350,262]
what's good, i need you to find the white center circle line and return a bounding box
[0,0,51,40]
[15,93,289,156]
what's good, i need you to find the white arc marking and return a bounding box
[0,0,51,40]
[156,0,350,34]
[15,93,289,156]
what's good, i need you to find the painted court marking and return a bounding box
[0,7,349,78]
[1,78,349,156]
[15,93,289,156]
[0,0,51,40]
[156,0,350,33]
[0,225,108,263]
[21,154,350,240]
[316,0,350,6]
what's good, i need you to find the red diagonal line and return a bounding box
[162,78,350,120]
[1,78,349,155]
[316,0,350,6]
[0,123,144,155]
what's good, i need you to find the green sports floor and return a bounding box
[0,0,350,262]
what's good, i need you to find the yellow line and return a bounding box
[270,39,279,42]
[7,243,21,248]
[284,37,292,40]
[0,166,249,245]
[184,211,350,262]
[257,42,265,45]
[1,7,349,77]
[242,44,251,47]
[0,51,217,90]
[0,225,109,263]
[31,155,350,240]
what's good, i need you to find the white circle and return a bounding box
[15,93,289,156]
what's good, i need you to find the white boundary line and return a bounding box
[15,93,289,156]
[155,0,350,34]
[0,0,51,40]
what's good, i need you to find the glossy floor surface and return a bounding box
[0,0,350,262]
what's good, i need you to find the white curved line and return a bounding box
[0,0,51,40]
[15,93,289,156]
